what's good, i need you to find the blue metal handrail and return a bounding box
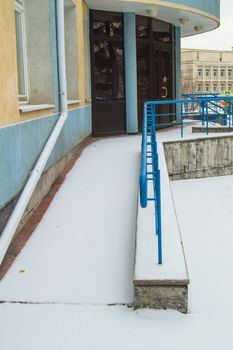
[144,95,233,137]
[139,95,233,265]
[140,103,162,264]
[182,92,220,99]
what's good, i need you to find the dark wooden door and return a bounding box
[90,11,126,136]
[136,16,175,131]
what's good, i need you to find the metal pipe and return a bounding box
[0,0,68,265]
[57,0,68,112]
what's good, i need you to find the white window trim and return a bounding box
[19,104,54,113]
[14,0,29,102]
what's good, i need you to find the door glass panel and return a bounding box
[137,44,150,99]
[94,41,124,100]
[136,16,149,38]
[152,19,171,43]
[159,51,172,99]
[93,11,123,38]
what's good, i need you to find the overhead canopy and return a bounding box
[85,0,220,37]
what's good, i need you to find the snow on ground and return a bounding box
[0,136,141,304]
[1,130,233,349]
[171,175,233,313]
[1,303,233,350]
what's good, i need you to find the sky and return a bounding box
[181,0,233,50]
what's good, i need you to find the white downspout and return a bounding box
[0,0,68,265]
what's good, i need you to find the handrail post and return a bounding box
[140,101,162,264]
[156,170,162,264]
[201,101,205,126]
[205,101,209,135]
[181,101,184,138]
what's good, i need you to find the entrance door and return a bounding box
[90,11,126,136]
[136,16,175,131]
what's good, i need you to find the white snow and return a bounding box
[0,136,141,304]
[2,128,233,349]
[171,175,233,313]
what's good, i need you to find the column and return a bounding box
[124,13,138,133]
[175,26,181,122]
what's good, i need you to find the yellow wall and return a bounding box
[0,1,20,126]
[0,0,90,127]
[76,0,87,107]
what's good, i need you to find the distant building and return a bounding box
[181,48,233,94]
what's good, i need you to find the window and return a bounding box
[228,69,232,78]
[213,84,217,92]
[213,69,218,78]
[220,69,225,78]
[197,68,202,78]
[205,69,210,77]
[64,2,79,101]
[220,84,225,92]
[15,0,53,106]
[14,0,28,101]
[205,84,209,92]
[197,84,202,92]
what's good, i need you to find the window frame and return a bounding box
[197,68,202,78]
[14,0,29,103]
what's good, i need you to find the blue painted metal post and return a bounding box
[175,27,181,123]
[181,102,184,138]
[232,103,233,127]
[124,13,138,133]
[201,101,205,126]
[205,102,209,135]
[156,170,162,264]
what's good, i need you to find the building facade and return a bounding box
[0,0,220,233]
[181,48,233,94]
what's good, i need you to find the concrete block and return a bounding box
[163,143,173,175]
[188,141,197,172]
[172,142,181,175]
[180,142,189,174]
[172,174,182,181]
[134,284,188,313]
[196,140,205,171]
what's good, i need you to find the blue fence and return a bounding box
[140,103,162,264]
[139,94,233,265]
[144,95,233,137]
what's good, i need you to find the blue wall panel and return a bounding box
[0,105,92,209]
[0,126,22,207]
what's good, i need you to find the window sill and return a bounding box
[68,99,81,105]
[19,104,54,113]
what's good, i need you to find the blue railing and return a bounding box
[143,95,233,137]
[182,92,220,99]
[182,95,233,135]
[139,95,233,265]
[140,103,162,264]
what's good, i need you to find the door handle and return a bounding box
[161,87,168,98]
